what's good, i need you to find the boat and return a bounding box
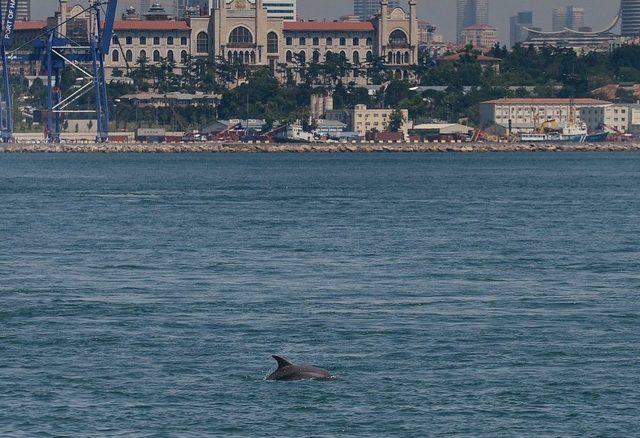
[519,123,609,143]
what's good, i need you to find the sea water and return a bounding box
[1,153,639,436]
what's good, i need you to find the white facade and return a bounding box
[480,98,612,132]
[263,0,297,21]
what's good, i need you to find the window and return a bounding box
[353,51,360,64]
[167,36,174,45]
[229,26,253,44]
[313,37,319,46]
[167,50,174,62]
[366,37,372,46]
[366,51,373,62]
[154,36,160,45]
[181,37,187,46]
[267,32,278,54]
[353,37,360,46]
[299,37,306,45]
[111,50,119,62]
[286,50,293,62]
[153,50,160,62]
[196,32,209,53]
[286,37,292,45]
[112,36,118,44]
[326,37,333,46]
[340,37,346,46]
[139,49,147,61]
[298,51,306,63]
[126,36,132,45]
[389,30,408,45]
[140,36,146,45]
[126,50,133,62]
[313,50,320,63]
[181,50,188,63]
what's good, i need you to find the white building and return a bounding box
[263,0,297,21]
[479,98,612,132]
[350,104,410,136]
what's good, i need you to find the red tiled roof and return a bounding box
[114,20,190,31]
[284,21,374,32]
[483,98,611,105]
[15,20,47,31]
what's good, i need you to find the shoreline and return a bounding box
[2,141,640,153]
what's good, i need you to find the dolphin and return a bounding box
[266,355,333,381]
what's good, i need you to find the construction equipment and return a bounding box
[4,0,118,143]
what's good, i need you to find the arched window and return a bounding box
[403,52,410,64]
[229,26,253,44]
[139,49,147,61]
[112,50,119,62]
[366,51,373,62]
[312,50,320,63]
[244,51,250,64]
[228,51,233,61]
[167,50,174,62]
[339,50,346,59]
[125,50,133,62]
[181,50,188,63]
[298,51,306,64]
[267,32,278,54]
[250,51,256,63]
[395,51,401,64]
[387,52,393,63]
[196,32,209,53]
[153,50,160,62]
[389,29,408,45]
[286,50,293,62]
[353,51,360,64]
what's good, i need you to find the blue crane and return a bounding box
[1,0,118,143]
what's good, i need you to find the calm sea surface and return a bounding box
[1,153,639,437]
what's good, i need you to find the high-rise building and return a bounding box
[457,0,489,43]
[16,0,31,21]
[510,11,533,46]
[264,0,297,21]
[566,6,584,30]
[354,0,400,21]
[621,0,640,36]
[140,0,151,14]
[552,8,567,32]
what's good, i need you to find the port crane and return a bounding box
[0,0,118,143]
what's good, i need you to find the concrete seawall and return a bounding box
[2,142,640,153]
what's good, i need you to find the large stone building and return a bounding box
[211,0,419,79]
[12,0,419,82]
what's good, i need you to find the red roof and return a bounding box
[15,20,47,31]
[284,21,374,32]
[483,98,611,105]
[114,20,190,31]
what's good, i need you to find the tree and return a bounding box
[388,109,405,132]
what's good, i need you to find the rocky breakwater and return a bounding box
[2,141,640,153]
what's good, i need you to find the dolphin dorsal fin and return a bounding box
[272,355,294,369]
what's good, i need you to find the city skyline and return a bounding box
[31,0,621,44]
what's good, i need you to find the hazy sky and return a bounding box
[34,0,621,43]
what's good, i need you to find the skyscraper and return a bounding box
[510,11,533,46]
[17,0,31,21]
[264,0,297,21]
[354,0,400,21]
[552,7,568,32]
[621,0,640,36]
[457,0,489,43]
[566,6,585,30]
